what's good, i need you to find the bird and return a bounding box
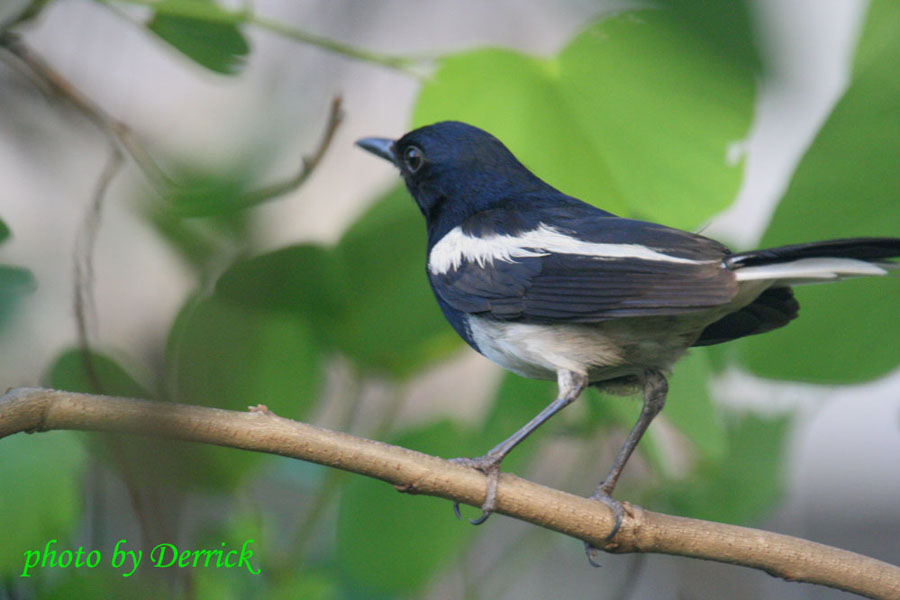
[356,120,899,541]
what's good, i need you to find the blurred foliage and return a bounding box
[0,432,86,576]
[0,217,36,328]
[217,185,461,376]
[0,0,898,598]
[47,348,150,398]
[337,420,478,594]
[648,414,790,523]
[146,0,249,74]
[738,0,900,382]
[656,0,760,74]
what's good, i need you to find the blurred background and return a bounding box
[0,0,898,598]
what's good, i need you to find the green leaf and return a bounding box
[164,173,252,217]
[44,569,166,599]
[656,0,761,75]
[331,186,461,376]
[267,570,339,600]
[414,9,755,229]
[147,0,249,75]
[215,244,350,326]
[0,217,10,243]
[662,350,727,461]
[0,432,86,577]
[43,349,219,492]
[46,348,150,398]
[163,295,321,488]
[652,414,790,523]
[336,420,475,594]
[0,264,36,327]
[418,48,626,216]
[168,296,321,418]
[738,0,900,383]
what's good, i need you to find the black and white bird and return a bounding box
[356,121,899,537]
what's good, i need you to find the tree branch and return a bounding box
[1,387,898,599]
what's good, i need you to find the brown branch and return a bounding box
[1,387,898,599]
[73,144,123,388]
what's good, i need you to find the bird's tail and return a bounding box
[692,237,898,346]
[726,237,900,285]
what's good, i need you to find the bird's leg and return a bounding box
[585,370,667,563]
[452,369,588,525]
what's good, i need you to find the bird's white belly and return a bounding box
[466,315,697,383]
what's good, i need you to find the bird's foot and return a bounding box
[449,454,503,525]
[583,489,625,567]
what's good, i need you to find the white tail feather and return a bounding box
[734,257,893,285]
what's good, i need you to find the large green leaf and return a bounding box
[418,48,625,216]
[147,0,249,75]
[167,296,321,418]
[331,186,462,376]
[44,348,229,493]
[0,432,86,576]
[46,348,150,398]
[651,414,790,524]
[45,572,165,600]
[0,264,36,327]
[656,0,761,75]
[336,420,475,595]
[216,185,460,378]
[163,295,321,488]
[661,349,727,461]
[162,170,253,218]
[738,0,900,383]
[414,9,755,230]
[0,217,36,327]
[215,244,350,328]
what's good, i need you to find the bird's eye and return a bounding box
[403,146,424,173]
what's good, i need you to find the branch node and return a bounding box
[248,404,277,417]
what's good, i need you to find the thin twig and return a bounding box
[232,95,344,209]
[73,144,123,390]
[0,31,170,190]
[1,388,898,600]
[92,0,424,76]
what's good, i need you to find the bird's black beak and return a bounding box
[355,137,397,165]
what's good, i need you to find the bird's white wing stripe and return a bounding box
[428,224,712,275]
[734,257,889,283]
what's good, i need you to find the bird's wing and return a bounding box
[428,207,738,323]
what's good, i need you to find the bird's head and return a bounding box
[357,121,550,236]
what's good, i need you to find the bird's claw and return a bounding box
[584,541,604,568]
[583,490,625,566]
[450,455,502,525]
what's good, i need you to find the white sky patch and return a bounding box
[428,224,713,275]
